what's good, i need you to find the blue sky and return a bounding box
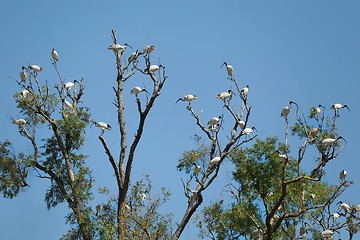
[1,1,359,239]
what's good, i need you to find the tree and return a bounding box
[1,29,358,240]
[193,103,359,239]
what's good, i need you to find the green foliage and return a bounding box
[177,135,209,174]
[0,140,31,198]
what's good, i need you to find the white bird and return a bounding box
[281,101,298,118]
[217,90,233,101]
[338,201,351,214]
[309,193,316,199]
[131,86,149,96]
[139,192,146,201]
[352,204,360,214]
[209,156,221,166]
[108,43,131,52]
[315,104,325,114]
[29,65,44,72]
[339,170,347,181]
[64,100,73,108]
[331,103,349,111]
[93,121,111,135]
[12,119,27,127]
[20,89,30,98]
[143,45,156,54]
[238,120,245,129]
[208,116,221,126]
[242,126,257,136]
[321,229,333,239]
[51,48,59,62]
[193,163,201,176]
[176,94,198,104]
[65,81,76,91]
[128,50,141,63]
[240,85,249,99]
[278,153,288,163]
[20,66,26,83]
[221,62,233,78]
[331,213,340,220]
[147,65,160,73]
[321,136,346,145]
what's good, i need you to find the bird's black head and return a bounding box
[124,43,133,49]
[221,62,227,68]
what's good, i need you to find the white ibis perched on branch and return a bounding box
[51,48,59,62]
[331,103,349,116]
[176,94,197,104]
[139,192,147,201]
[217,90,234,101]
[131,86,149,96]
[64,100,73,108]
[146,65,160,74]
[338,201,351,215]
[93,121,111,135]
[209,156,221,166]
[20,66,26,83]
[208,116,221,126]
[339,170,347,181]
[65,80,77,91]
[29,65,44,72]
[331,213,340,220]
[221,62,233,78]
[13,119,26,127]
[321,229,334,239]
[240,85,249,99]
[321,136,346,145]
[107,43,132,52]
[281,101,298,118]
[143,45,155,54]
[242,126,257,136]
[315,104,325,114]
[20,89,30,98]
[128,50,141,63]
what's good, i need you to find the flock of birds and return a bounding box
[13,50,355,237]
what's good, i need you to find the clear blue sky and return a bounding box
[1,1,359,239]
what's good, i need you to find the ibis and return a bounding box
[240,85,249,99]
[338,201,351,214]
[238,120,245,129]
[217,90,233,101]
[128,50,141,63]
[339,170,347,181]
[51,48,59,62]
[208,116,221,127]
[281,101,298,118]
[108,43,131,53]
[131,86,149,96]
[20,89,30,98]
[278,153,288,163]
[331,213,340,220]
[321,229,333,239]
[221,62,233,78]
[139,192,146,201]
[65,81,76,91]
[64,100,73,108]
[176,94,197,104]
[242,126,257,135]
[209,156,221,166]
[315,104,325,114]
[20,66,26,83]
[331,103,349,111]
[146,64,160,74]
[193,163,201,176]
[352,204,360,214]
[13,119,26,127]
[321,136,346,145]
[93,121,111,135]
[143,45,156,54]
[29,65,44,72]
